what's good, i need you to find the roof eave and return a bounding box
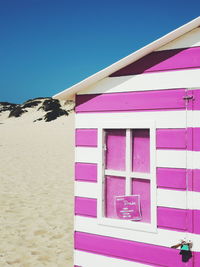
[54,16,200,100]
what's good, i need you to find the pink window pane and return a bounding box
[132,178,151,223]
[105,176,125,219]
[132,129,150,173]
[105,129,126,171]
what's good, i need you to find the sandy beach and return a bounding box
[0,108,74,266]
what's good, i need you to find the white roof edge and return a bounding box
[54,16,200,100]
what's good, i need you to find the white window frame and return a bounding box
[97,119,157,233]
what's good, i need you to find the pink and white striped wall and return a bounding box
[74,27,200,267]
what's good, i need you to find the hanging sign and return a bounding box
[115,195,142,220]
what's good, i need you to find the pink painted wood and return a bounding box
[193,170,200,192]
[157,168,186,190]
[188,169,200,192]
[157,207,188,231]
[75,165,199,192]
[105,129,126,171]
[187,90,200,111]
[187,128,200,151]
[75,129,97,147]
[75,196,200,233]
[76,89,186,112]
[75,127,200,151]
[75,231,196,266]
[193,210,200,234]
[75,197,97,217]
[75,163,97,182]
[156,129,186,149]
[131,179,151,223]
[105,176,125,219]
[132,129,150,172]
[110,47,200,76]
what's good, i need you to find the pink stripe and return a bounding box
[157,207,188,231]
[75,232,196,266]
[157,168,186,190]
[193,210,200,234]
[110,47,200,76]
[75,197,200,233]
[193,169,200,192]
[75,197,97,217]
[187,128,200,151]
[156,129,186,149]
[75,163,97,182]
[75,129,97,147]
[187,169,200,192]
[187,90,200,110]
[188,169,193,191]
[76,89,186,112]
[75,128,200,151]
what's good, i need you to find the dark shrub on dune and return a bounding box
[0,102,18,113]
[8,106,27,118]
[1,97,73,122]
[22,100,41,108]
[39,99,61,112]
[43,108,68,122]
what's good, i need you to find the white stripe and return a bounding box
[188,191,200,210]
[187,111,200,127]
[75,111,187,129]
[75,147,98,163]
[75,181,200,210]
[76,146,200,169]
[105,169,126,177]
[188,151,200,169]
[105,170,151,179]
[78,68,200,95]
[156,27,200,51]
[157,189,186,209]
[75,216,200,252]
[76,147,188,168]
[75,181,97,199]
[74,250,150,267]
[157,150,186,168]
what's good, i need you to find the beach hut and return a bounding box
[54,16,200,267]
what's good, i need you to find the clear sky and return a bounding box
[0,0,200,103]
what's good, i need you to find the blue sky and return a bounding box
[0,0,200,103]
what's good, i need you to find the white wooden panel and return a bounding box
[75,216,200,252]
[187,111,200,127]
[187,151,200,169]
[74,181,199,210]
[74,250,150,267]
[75,181,97,198]
[105,169,126,177]
[157,150,186,168]
[78,68,200,95]
[157,189,186,209]
[76,111,186,129]
[156,27,200,51]
[188,191,200,210]
[131,172,150,179]
[75,147,98,163]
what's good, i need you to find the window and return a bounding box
[97,121,156,232]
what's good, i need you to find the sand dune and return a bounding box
[0,108,74,266]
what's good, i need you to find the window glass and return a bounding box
[105,176,125,218]
[105,129,126,171]
[131,178,151,222]
[102,127,154,230]
[132,129,150,173]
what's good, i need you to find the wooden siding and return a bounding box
[110,47,200,76]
